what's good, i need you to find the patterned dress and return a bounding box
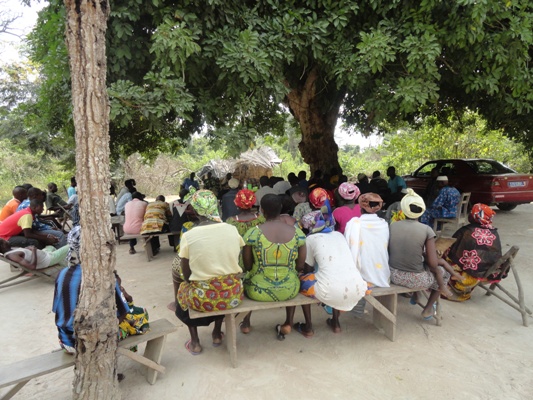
[420,186,461,226]
[243,226,306,302]
[445,223,502,301]
[141,201,171,234]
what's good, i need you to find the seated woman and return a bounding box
[176,190,245,355]
[299,209,367,333]
[241,194,307,338]
[225,189,265,237]
[332,182,361,234]
[0,238,69,269]
[388,189,451,319]
[444,203,502,302]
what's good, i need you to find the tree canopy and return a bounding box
[21,0,533,169]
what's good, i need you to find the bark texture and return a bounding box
[285,66,344,173]
[64,0,119,398]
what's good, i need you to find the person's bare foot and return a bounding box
[185,339,202,355]
[440,286,454,298]
[280,324,292,335]
[326,318,341,333]
[212,332,224,347]
[421,304,437,319]
[239,321,251,334]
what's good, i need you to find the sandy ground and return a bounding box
[1,204,533,400]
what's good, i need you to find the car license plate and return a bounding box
[508,181,526,187]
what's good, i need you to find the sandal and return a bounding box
[212,332,224,347]
[422,303,437,320]
[275,324,285,341]
[326,318,341,334]
[293,322,314,338]
[184,340,202,355]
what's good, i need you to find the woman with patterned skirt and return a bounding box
[443,203,502,301]
[241,194,307,339]
[176,190,245,355]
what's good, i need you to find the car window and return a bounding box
[440,162,457,176]
[466,160,515,174]
[416,163,438,177]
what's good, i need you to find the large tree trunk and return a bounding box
[64,0,119,398]
[285,66,345,173]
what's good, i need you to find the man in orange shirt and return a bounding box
[0,186,28,222]
[0,200,59,248]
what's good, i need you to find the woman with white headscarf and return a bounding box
[388,189,451,320]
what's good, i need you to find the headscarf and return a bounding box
[67,225,81,266]
[400,188,426,219]
[338,182,360,201]
[309,188,332,209]
[300,206,335,235]
[189,190,221,222]
[358,192,383,214]
[470,203,495,229]
[234,189,256,210]
[183,187,196,202]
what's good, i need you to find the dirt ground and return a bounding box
[1,204,532,400]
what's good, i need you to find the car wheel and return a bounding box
[496,203,517,211]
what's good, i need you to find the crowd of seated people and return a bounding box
[169,166,488,354]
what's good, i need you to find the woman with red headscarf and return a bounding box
[226,189,265,237]
[443,203,502,301]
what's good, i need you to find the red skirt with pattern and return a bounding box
[178,274,243,312]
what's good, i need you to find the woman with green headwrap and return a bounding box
[176,190,245,355]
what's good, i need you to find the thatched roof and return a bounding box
[197,147,281,179]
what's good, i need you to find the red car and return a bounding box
[403,159,533,211]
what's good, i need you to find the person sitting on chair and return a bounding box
[0,200,60,249]
[0,186,27,222]
[420,176,461,227]
[0,238,69,269]
[443,204,503,302]
[45,183,72,212]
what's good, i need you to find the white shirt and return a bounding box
[305,232,367,311]
[273,180,292,195]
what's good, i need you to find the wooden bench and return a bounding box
[119,232,180,261]
[0,318,177,399]
[189,287,441,367]
[0,255,63,289]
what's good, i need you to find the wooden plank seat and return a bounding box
[189,287,441,367]
[0,254,63,289]
[0,318,177,399]
[476,245,531,326]
[119,232,180,262]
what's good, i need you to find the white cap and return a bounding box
[436,176,448,182]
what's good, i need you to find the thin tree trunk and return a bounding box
[285,66,344,173]
[64,0,119,398]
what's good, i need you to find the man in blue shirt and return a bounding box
[387,166,407,204]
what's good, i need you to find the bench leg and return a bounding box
[1,380,30,400]
[370,294,397,342]
[225,314,238,368]
[143,237,153,262]
[143,336,167,384]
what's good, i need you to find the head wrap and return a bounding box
[470,203,495,229]
[67,225,81,266]
[234,189,256,210]
[189,190,221,222]
[300,205,335,235]
[183,187,196,202]
[228,178,240,189]
[338,182,360,201]
[358,192,383,214]
[400,188,426,219]
[309,188,332,209]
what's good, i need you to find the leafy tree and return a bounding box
[27,0,533,171]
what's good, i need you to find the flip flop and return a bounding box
[423,303,437,320]
[275,324,285,341]
[212,332,225,347]
[239,321,251,334]
[184,339,201,355]
[322,304,333,315]
[409,297,417,305]
[293,322,314,339]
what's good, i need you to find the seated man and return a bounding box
[0,199,59,249]
[46,183,71,212]
[420,176,461,227]
[53,227,148,354]
[0,186,28,222]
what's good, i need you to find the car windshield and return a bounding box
[465,160,516,174]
